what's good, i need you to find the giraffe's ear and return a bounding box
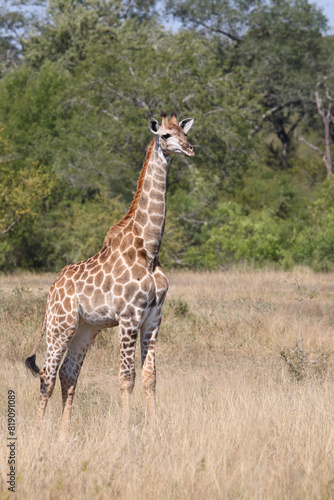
[179,118,194,134]
[148,117,160,135]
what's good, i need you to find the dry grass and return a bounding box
[1,268,334,499]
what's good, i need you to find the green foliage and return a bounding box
[0,0,333,271]
[241,0,328,161]
[290,180,334,271]
[168,0,329,163]
[24,0,120,71]
[24,0,157,71]
[183,201,285,269]
[0,126,55,268]
[39,192,125,269]
[0,4,31,76]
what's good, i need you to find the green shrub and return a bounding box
[184,201,285,268]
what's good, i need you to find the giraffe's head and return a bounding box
[148,111,195,157]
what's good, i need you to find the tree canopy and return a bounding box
[0,0,334,271]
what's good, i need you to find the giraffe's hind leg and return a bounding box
[59,323,98,437]
[36,327,77,427]
[140,307,162,420]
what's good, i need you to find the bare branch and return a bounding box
[1,219,20,235]
[204,107,225,116]
[195,20,242,43]
[298,136,324,156]
[326,89,334,102]
[182,93,195,103]
[315,91,325,120]
[262,100,302,120]
[326,103,332,121]
[177,215,208,225]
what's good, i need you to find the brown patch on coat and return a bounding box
[94,270,104,287]
[143,225,158,242]
[130,264,146,281]
[63,297,72,313]
[148,201,163,213]
[102,275,113,293]
[133,290,149,308]
[124,282,139,302]
[86,275,94,285]
[150,214,164,227]
[134,237,144,249]
[113,284,123,296]
[150,190,164,202]
[123,220,134,234]
[90,264,102,275]
[138,195,148,211]
[102,260,113,274]
[137,248,147,267]
[115,297,126,313]
[57,275,66,289]
[135,209,148,227]
[111,234,122,251]
[83,285,94,297]
[99,248,110,264]
[66,280,75,296]
[123,248,136,267]
[116,269,131,285]
[120,232,134,251]
[57,287,66,301]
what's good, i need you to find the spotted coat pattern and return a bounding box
[26,112,194,435]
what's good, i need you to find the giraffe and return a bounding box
[25,111,194,435]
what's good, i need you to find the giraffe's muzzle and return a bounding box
[184,146,195,157]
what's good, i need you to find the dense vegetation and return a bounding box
[1,0,334,271]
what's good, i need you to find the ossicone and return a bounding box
[170,110,178,125]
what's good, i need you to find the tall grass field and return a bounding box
[1,269,334,499]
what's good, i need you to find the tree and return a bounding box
[167,0,329,164]
[4,0,332,271]
[0,4,26,75]
[166,0,256,44]
[299,81,334,178]
[242,0,328,164]
[0,12,263,269]
[0,124,55,267]
[23,0,158,71]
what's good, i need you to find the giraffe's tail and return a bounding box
[25,354,40,377]
[25,311,47,378]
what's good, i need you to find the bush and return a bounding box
[184,201,286,269]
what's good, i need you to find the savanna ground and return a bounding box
[1,269,334,499]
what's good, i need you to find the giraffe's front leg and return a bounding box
[118,319,139,425]
[140,308,162,420]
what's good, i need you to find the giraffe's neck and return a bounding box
[133,139,169,258]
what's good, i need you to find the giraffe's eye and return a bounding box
[162,134,171,140]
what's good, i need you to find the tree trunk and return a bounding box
[299,91,333,179]
[315,91,333,178]
[273,116,290,165]
[324,108,333,178]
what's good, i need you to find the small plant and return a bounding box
[280,279,330,381]
[280,340,329,381]
[167,297,190,318]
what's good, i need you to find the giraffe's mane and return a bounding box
[103,138,156,246]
